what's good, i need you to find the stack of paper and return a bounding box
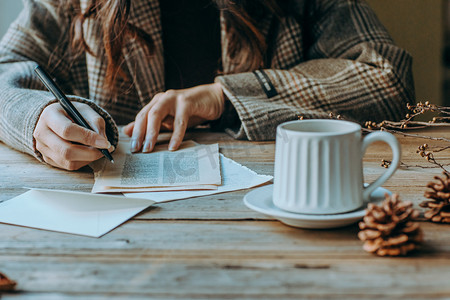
[92,140,273,202]
[124,153,273,203]
[92,141,222,193]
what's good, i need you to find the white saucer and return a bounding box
[243,185,391,229]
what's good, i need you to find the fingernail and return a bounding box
[168,141,176,151]
[130,139,140,152]
[143,140,153,153]
[108,145,115,153]
[95,138,111,149]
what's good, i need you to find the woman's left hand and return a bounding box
[123,82,224,152]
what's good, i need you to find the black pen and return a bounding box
[34,65,114,163]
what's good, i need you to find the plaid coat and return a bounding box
[0,0,414,160]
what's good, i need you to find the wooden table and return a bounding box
[1,128,449,299]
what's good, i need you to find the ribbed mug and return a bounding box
[273,120,400,215]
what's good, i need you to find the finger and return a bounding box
[35,124,105,163]
[161,116,174,131]
[132,93,166,153]
[43,155,90,170]
[108,144,116,153]
[74,103,107,137]
[142,103,169,153]
[123,122,135,137]
[41,153,67,169]
[130,112,148,153]
[47,112,110,149]
[40,144,94,171]
[168,103,189,151]
[39,130,104,163]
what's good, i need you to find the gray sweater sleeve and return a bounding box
[0,0,118,161]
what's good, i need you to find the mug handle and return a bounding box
[361,131,401,202]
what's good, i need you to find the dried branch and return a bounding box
[365,102,450,131]
[380,159,450,171]
[431,145,450,153]
[416,144,450,175]
[362,128,450,144]
[362,102,450,174]
[304,102,450,174]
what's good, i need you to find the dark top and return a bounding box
[160,0,221,90]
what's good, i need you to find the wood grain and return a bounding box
[1,128,450,299]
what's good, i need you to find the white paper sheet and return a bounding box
[124,154,273,202]
[0,189,154,237]
[92,141,221,193]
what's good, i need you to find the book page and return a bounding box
[92,141,221,193]
[124,154,273,203]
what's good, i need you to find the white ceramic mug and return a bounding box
[272,119,400,215]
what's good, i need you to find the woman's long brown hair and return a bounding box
[69,0,284,92]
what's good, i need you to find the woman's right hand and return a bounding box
[33,102,114,170]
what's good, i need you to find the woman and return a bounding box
[0,0,414,170]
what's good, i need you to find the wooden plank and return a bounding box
[0,221,448,257]
[2,255,450,298]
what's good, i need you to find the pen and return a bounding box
[34,65,114,163]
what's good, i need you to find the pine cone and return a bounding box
[420,172,450,223]
[358,193,422,256]
[0,272,16,292]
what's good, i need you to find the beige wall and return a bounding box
[367,0,444,105]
